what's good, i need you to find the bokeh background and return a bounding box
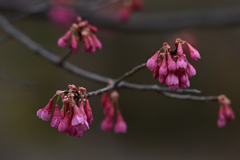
[0,0,240,160]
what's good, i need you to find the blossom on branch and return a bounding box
[36,85,93,137]
[57,16,102,54]
[217,95,235,128]
[146,38,200,91]
[101,90,127,133]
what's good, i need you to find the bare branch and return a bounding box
[0,12,202,98]
[162,92,218,102]
[114,63,146,86]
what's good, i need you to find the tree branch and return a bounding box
[0,12,203,101]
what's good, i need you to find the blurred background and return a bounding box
[0,0,240,159]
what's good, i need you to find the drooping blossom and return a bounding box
[114,110,127,133]
[146,38,200,91]
[50,104,62,128]
[217,95,235,128]
[36,85,93,137]
[85,100,93,124]
[57,16,102,54]
[101,89,127,133]
[37,98,54,121]
[101,116,114,132]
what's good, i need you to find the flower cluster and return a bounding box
[37,84,93,137]
[146,38,200,91]
[101,90,127,133]
[217,95,235,128]
[58,16,102,54]
[119,0,144,22]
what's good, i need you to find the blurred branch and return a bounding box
[1,2,240,30]
[0,67,39,88]
[0,12,203,99]
[0,0,240,30]
[85,6,240,31]
[162,92,218,101]
[114,63,146,86]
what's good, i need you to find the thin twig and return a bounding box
[0,67,40,88]
[114,63,146,86]
[161,92,218,102]
[58,49,73,66]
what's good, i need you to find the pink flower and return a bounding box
[166,72,179,86]
[217,106,226,128]
[114,111,127,133]
[71,104,85,126]
[158,76,165,84]
[217,118,226,128]
[101,93,109,107]
[48,6,76,27]
[180,73,188,83]
[57,16,101,54]
[92,35,102,50]
[69,35,78,54]
[186,62,196,77]
[101,116,114,132]
[68,124,77,136]
[50,104,62,128]
[153,65,160,79]
[60,108,65,119]
[58,112,71,133]
[166,72,180,91]
[74,101,89,131]
[37,98,54,121]
[85,100,93,124]
[167,53,176,71]
[187,43,201,61]
[104,101,115,117]
[83,38,90,52]
[176,55,187,70]
[87,36,96,54]
[110,91,119,101]
[119,7,131,23]
[73,130,83,137]
[147,51,159,71]
[57,31,71,47]
[169,84,179,91]
[88,25,98,33]
[68,84,77,92]
[177,43,183,56]
[159,56,168,77]
[223,105,235,122]
[180,79,190,88]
